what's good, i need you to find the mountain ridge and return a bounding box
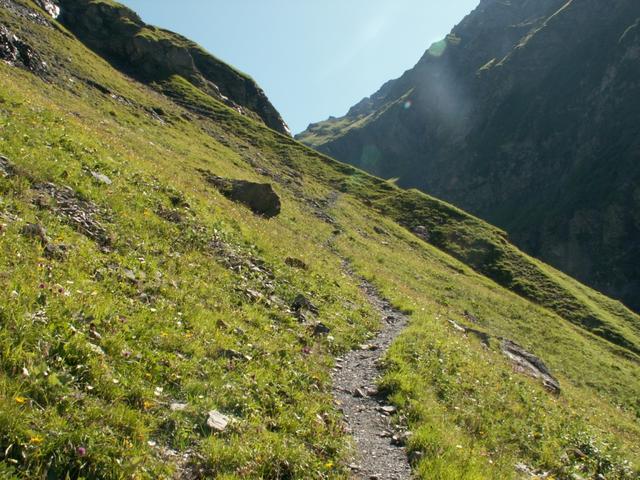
[297,0,640,313]
[56,0,290,135]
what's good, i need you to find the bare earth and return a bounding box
[332,278,412,480]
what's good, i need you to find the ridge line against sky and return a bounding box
[118,0,480,133]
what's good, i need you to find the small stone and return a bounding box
[206,410,230,432]
[412,225,430,241]
[366,387,379,397]
[91,171,112,185]
[353,388,366,398]
[391,431,412,446]
[21,223,49,244]
[0,156,15,177]
[44,242,68,261]
[292,294,319,314]
[408,451,424,465]
[170,402,188,411]
[285,257,308,270]
[123,269,138,283]
[87,343,105,356]
[380,405,397,415]
[312,322,331,336]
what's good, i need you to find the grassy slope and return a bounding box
[0,2,638,479]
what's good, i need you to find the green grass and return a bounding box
[0,2,638,479]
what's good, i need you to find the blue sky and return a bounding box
[119,1,479,133]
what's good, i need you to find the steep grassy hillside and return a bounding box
[297,0,640,314]
[0,1,639,479]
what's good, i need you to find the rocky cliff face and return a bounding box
[298,0,640,312]
[57,0,290,135]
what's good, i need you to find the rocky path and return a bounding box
[333,276,413,480]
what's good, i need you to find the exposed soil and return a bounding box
[333,274,412,480]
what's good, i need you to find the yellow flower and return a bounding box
[324,462,334,469]
[14,396,27,404]
[29,435,44,444]
[143,400,154,410]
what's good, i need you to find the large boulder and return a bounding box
[501,340,560,395]
[202,172,281,218]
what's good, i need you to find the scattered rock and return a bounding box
[206,410,230,432]
[0,24,46,75]
[515,462,551,478]
[43,242,68,260]
[312,322,331,336]
[391,431,412,446]
[408,450,424,465]
[284,257,308,270]
[33,183,112,247]
[0,0,50,26]
[365,387,379,397]
[379,405,397,415]
[448,319,467,333]
[20,223,49,244]
[170,402,188,412]
[412,225,430,242]
[291,294,319,315]
[448,320,491,346]
[123,269,139,284]
[35,0,60,18]
[463,310,480,324]
[215,349,251,362]
[200,171,281,218]
[87,343,105,356]
[502,340,560,395]
[373,225,387,235]
[0,155,15,177]
[90,171,112,185]
[156,207,183,224]
[21,224,67,260]
[353,388,367,398]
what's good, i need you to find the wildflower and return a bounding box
[29,435,44,445]
[76,446,86,457]
[14,396,27,404]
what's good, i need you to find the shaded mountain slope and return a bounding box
[297,0,640,313]
[0,1,639,478]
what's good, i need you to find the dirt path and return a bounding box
[333,276,412,480]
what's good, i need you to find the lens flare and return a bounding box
[404,101,412,110]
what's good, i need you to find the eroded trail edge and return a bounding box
[333,276,412,480]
